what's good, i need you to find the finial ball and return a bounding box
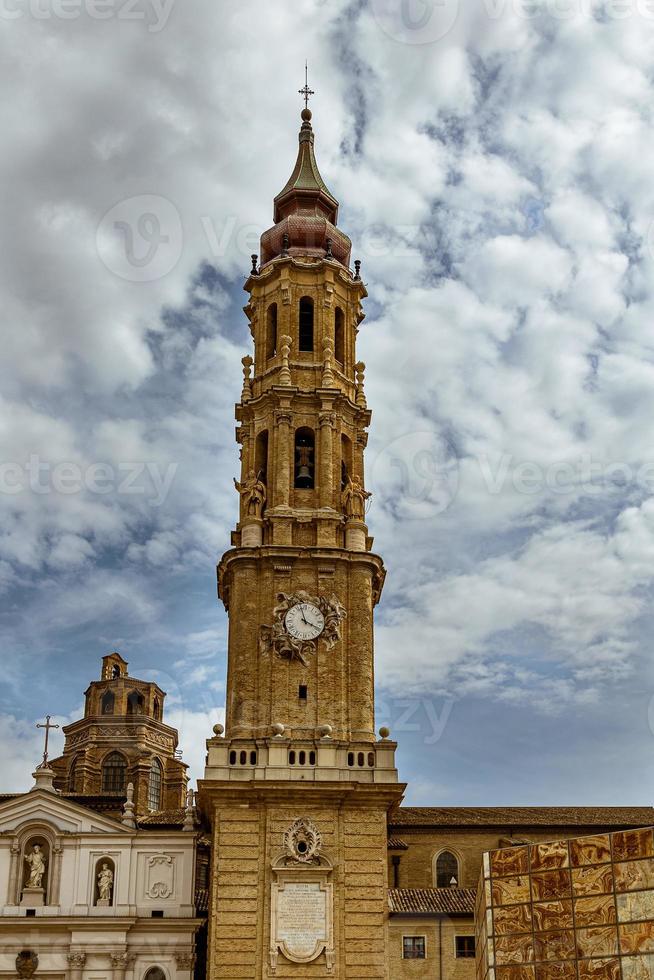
[213,723,224,736]
[379,726,391,740]
[301,107,312,122]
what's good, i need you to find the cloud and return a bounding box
[3,0,654,801]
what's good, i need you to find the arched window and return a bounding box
[144,969,166,980]
[101,690,115,715]
[127,690,145,715]
[266,303,278,359]
[341,434,353,491]
[435,850,460,888]
[299,296,314,352]
[294,428,315,489]
[68,755,82,793]
[255,430,269,486]
[153,697,161,721]
[102,752,127,793]
[334,307,345,364]
[148,758,163,811]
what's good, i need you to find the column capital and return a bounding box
[67,953,87,968]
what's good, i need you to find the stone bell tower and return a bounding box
[199,91,403,979]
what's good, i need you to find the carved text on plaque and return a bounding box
[277,882,326,958]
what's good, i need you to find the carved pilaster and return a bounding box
[174,950,196,971]
[67,951,86,980]
[318,412,336,509]
[7,837,20,905]
[274,410,293,508]
[110,951,128,980]
[50,839,63,905]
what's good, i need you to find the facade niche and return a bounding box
[266,303,278,359]
[94,856,115,906]
[298,296,314,352]
[144,969,167,980]
[101,690,115,715]
[127,690,145,715]
[21,835,50,905]
[334,307,344,364]
[294,428,315,489]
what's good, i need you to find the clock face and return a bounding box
[285,602,325,642]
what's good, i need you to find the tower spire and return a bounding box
[298,60,314,110]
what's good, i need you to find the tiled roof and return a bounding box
[138,807,186,827]
[387,837,408,850]
[389,888,476,915]
[389,807,654,828]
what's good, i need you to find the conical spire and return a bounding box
[273,108,339,224]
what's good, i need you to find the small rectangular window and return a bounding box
[151,910,164,918]
[299,685,308,700]
[456,936,475,958]
[403,936,426,959]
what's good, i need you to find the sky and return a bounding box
[2,0,654,805]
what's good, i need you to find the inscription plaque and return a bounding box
[277,882,326,958]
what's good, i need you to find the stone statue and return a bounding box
[24,844,46,888]
[234,470,267,520]
[97,863,114,902]
[341,474,371,521]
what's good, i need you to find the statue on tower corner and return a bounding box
[234,470,267,520]
[341,474,371,520]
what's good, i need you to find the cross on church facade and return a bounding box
[298,61,314,108]
[36,714,59,768]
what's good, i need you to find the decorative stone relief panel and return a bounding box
[269,818,334,974]
[145,855,175,900]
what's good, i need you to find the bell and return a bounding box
[296,465,313,488]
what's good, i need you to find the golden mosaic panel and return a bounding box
[574,895,616,928]
[572,865,614,897]
[575,926,619,959]
[531,842,570,873]
[478,827,654,980]
[493,876,532,907]
[494,904,533,936]
[616,859,654,894]
[492,847,530,878]
[613,830,654,863]
[532,870,572,902]
[570,836,612,868]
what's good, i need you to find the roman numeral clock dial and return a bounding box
[284,602,325,642]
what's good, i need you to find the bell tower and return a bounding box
[200,92,403,979]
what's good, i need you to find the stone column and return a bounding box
[50,840,63,905]
[7,838,20,905]
[174,950,196,980]
[67,951,86,980]
[110,951,128,980]
[274,410,292,508]
[318,412,335,509]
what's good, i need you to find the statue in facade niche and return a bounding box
[341,474,371,521]
[97,863,114,902]
[24,844,46,888]
[234,470,267,519]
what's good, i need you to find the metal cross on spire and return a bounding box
[36,714,59,768]
[299,61,314,109]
